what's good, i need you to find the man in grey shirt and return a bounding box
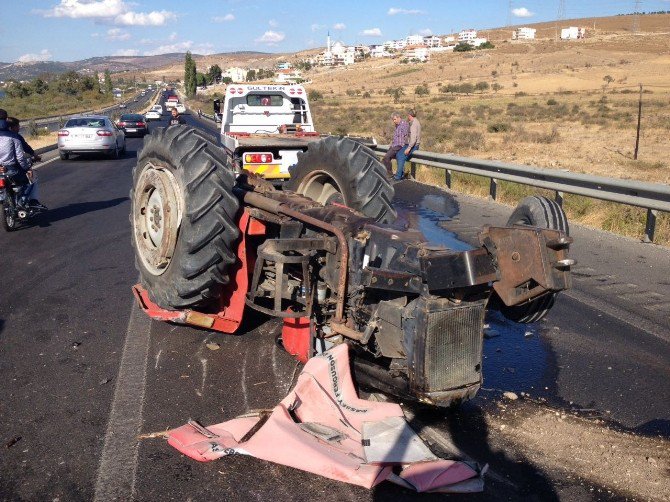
[394,109,421,181]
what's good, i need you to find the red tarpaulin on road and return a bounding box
[167,344,485,493]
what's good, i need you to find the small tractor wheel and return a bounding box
[131,125,239,309]
[497,196,569,323]
[286,136,396,223]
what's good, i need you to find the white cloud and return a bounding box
[169,32,178,41]
[388,7,424,15]
[114,10,176,26]
[361,27,382,37]
[310,23,326,32]
[512,7,534,18]
[107,28,131,41]
[143,41,215,56]
[418,28,432,36]
[17,49,53,63]
[269,19,278,27]
[36,0,176,26]
[213,13,235,22]
[91,32,100,38]
[113,49,139,56]
[333,22,346,30]
[255,30,285,44]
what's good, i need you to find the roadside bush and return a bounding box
[308,90,324,102]
[451,118,476,128]
[487,122,510,133]
[453,130,486,151]
[414,84,430,96]
[514,91,528,97]
[362,91,371,98]
[27,120,39,138]
[547,98,558,106]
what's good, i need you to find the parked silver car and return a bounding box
[57,115,126,160]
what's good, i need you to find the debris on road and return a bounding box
[167,345,485,493]
[5,436,22,449]
[206,342,221,351]
[99,377,112,385]
[503,391,519,401]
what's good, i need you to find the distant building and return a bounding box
[458,29,478,42]
[561,26,586,40]
[405,35,424,46]
[370,45,392,58]
[423,35,442,48]
[443,35,456,43]
[393,39,407,50]
[224,67,248,82]
[403,45,430,62]
[275,69,302,84]
[512,27,536,40]
[276,62,292,70]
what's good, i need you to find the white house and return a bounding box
[458,29,477,42]
[406,35,424,46]
[275,69,302,84]
[423,35,442,48]
[561,27,586,40]
[370,45,392,58]
[383,40,396,50]
[443,35,456,43]
[403,45,430,62]
[393,39,407,50]
[224,67,247,82]
[276,62,292,70]
[512,27,536,40]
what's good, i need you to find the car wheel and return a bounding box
[110,144,120,159]
[120,139,127,155]
[59,151,69,161]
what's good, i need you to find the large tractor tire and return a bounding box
[285,136,396,224]
[497,196,569,323]
[131,125,239,309]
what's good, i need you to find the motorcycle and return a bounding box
[0,160,45,231]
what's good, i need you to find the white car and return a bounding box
[175,103,186,114]
[57,115,126,160]
[145,110,161,121]
[151,104,164,114]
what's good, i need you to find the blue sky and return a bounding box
[2,0,668,62]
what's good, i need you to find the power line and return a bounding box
[632,0,642,33]
[556,0,566,40]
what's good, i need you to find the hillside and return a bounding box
[0,51,271,82]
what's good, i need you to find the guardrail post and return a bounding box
[445,169,452,188]
[555,191,564,207]
[489,178,498,200]
[643,208,657,243]
[410,161,417,179]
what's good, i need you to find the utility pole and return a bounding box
[632,0,642,34]
[634,83,643,160]
[556,0,566,40]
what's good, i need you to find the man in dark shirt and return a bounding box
[6,117,46,210]
[168,108,186,126]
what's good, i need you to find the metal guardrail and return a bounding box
[373,145,670,243]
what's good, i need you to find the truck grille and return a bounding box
[421,300,486,391]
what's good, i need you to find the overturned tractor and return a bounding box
[131,126,573,407]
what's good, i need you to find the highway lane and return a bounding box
[0,102,668,500]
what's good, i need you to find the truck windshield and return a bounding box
[247,95,283,106]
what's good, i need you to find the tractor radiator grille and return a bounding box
[423,301,486,391]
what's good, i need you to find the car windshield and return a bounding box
[65,118,107,128]
[247,95,283,107]
[121,114,143,121]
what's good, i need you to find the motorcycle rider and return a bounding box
[0,109,33,209]
[6,117,47,210]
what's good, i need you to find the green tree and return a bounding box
[459,82,474,95]
[184,51,197,98]
[92,72,101,93]
[246,69,257,82]
[474,81,489,93]
[492,82,503,93]
[454,42,473,52]
[207,64,222,84]
[196,72,207,87]
[104,69,113,94]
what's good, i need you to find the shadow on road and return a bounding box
[0,319,4,337]
[37,197,128,225]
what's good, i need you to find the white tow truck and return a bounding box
[215,84,323,182]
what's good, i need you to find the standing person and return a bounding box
[382,112,408,177]
[5,117,46,209]
[168,107,186,126]
[394,109,421,181]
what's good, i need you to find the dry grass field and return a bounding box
[178,13,670,244]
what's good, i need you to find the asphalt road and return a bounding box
[1,104,668,501]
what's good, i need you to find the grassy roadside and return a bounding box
[1,92,117,121]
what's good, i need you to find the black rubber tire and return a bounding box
[2,202,17,232]
[131,125,240,309]
[498,196,569,323]
[285,136,396,224]
[59,151,69,161]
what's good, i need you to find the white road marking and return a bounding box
[154,349,162,369]
[93,299,152,502]
[240,351,249,412]
[196,357,207,397]
[32,156,59,170]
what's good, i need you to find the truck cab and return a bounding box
[218,84,320,182]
